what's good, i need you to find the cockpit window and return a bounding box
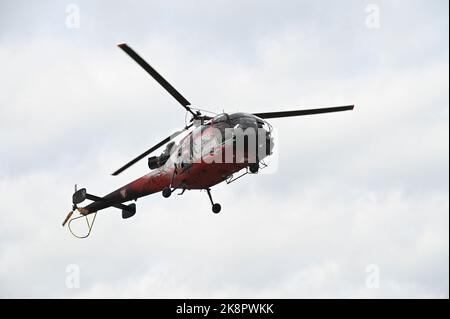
[211,113,230,124]
[209,113,231,140]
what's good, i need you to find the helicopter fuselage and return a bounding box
[81,112,273,214]
[62,43,354,237]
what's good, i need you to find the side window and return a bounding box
[201,129,219,156]
[175,136,192,168]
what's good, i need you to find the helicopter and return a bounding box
[62,43,354,238]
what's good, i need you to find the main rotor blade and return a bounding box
[117,43,195,116]
[253,105,354,119]
[111,124,193,176]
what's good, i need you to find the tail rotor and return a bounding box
[62,184,97,239]
[62,184,79,227]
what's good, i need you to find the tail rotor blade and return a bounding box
[62,211,74,227]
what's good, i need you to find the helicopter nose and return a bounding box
[259,129,274,157]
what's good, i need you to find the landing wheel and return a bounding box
[212,203,221,214]
[206,188,222,214]
[249,163,259,173]
[162,187,172,198]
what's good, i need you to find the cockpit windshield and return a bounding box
[211,113,230,124]
[209,113,231,136]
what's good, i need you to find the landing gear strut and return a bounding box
[206,188,221,214]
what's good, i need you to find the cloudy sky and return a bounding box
[0,0,448,298]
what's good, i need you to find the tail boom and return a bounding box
[81,170,172,215]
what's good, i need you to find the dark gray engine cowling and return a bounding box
[147,142,175,170]
[148,156,160,170]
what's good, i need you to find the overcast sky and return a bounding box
[0,0,448,298]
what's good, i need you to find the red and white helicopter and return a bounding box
[62,43,354,238]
